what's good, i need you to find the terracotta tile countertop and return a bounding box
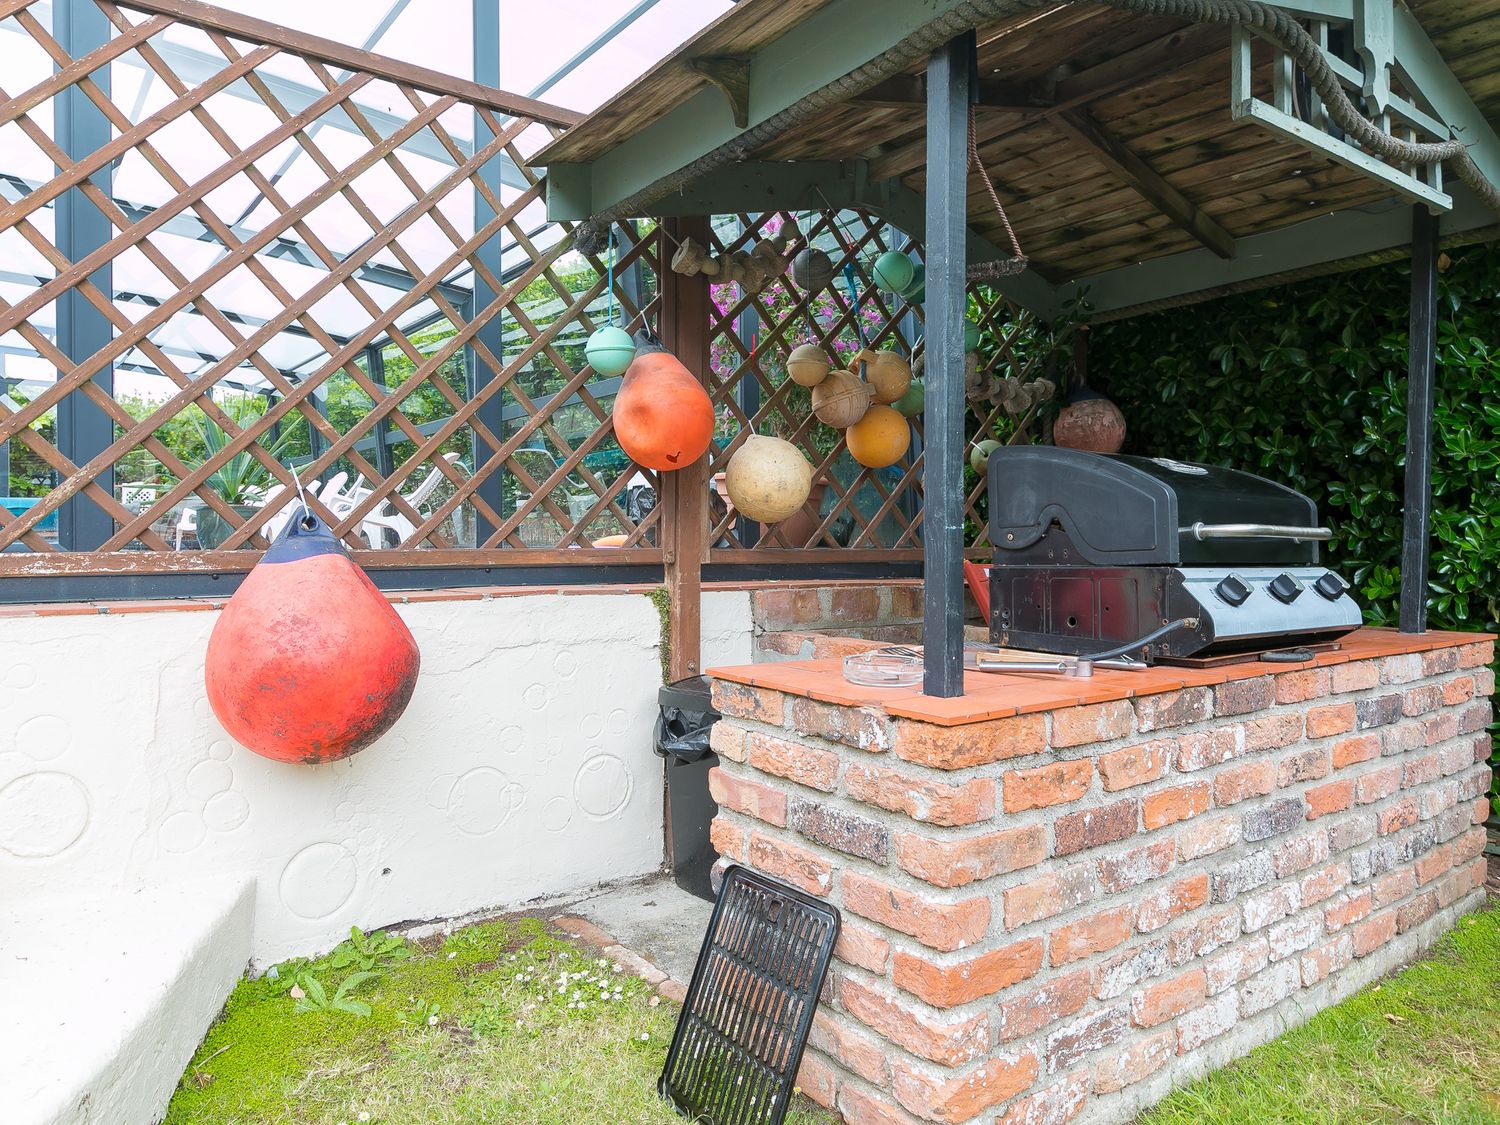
[709,627,1495,728]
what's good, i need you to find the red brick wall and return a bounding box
[708,640,1495,1125]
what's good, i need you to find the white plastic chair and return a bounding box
[173,505,196,550]
[316,453,456,552]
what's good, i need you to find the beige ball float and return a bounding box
[723,435,815,523]
[786,343,832,388]
[811,368,872,428]
[861,350,912,405]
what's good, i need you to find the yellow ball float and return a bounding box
[786,343,832,388]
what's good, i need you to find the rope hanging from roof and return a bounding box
[968,102,1029,278]
[569,0,1500,265]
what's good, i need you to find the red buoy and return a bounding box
[205,515,420,764]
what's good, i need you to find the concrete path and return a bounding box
[557,872,713,987]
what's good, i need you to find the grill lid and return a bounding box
[987,447,1322,567]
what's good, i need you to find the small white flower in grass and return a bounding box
[427,1015,439,1026]
[358,1114,371,1123]
[446,952,457,960]
[648,995,661,1008]
[639,1032,650,1041]
[613,963,623,973]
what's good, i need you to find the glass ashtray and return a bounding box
[843,649,923,687]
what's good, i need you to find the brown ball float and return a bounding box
[811,368,872,428]
[1053,395,1127,454]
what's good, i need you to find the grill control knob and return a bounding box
[1268,573,1304,604]
[1314,573,1347,601]
[1214,573,1252,607]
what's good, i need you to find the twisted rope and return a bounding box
[571,0,1500,256]
[969,102,1029,276]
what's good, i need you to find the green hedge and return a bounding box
[1090,241,1500,638]
[1089,240,1499,808]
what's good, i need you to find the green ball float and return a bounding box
[893,380,925,417]
[964,318,982,352]
[970,438,1002,475]
[871,250,915,294]
[898,264,925,304]
[585,325,636,377]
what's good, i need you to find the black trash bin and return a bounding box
[655,675,720,902]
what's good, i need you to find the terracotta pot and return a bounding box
[713,473,829,547]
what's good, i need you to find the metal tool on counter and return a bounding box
[859,620,1196,681]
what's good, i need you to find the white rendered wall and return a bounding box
[0,589,756,965]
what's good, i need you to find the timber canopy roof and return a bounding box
[530,0,1500,321]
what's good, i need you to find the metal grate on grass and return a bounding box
[658,865,840,1125]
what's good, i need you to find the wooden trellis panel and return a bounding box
[701,212,1043,562]
[0,0,1047,585]
[701,209,928,563]
[0,0,663,575]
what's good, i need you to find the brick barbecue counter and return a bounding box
[705,627,1495,1125]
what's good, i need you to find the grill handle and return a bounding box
[1181,522,1332,542]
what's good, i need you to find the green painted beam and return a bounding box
[575,0,975,221]
[549,157,1062,316]
[1059,184,1496,321]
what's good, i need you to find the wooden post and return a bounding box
[659,216,711,681]
[1399,203,1439,634]
[922,33,972,698]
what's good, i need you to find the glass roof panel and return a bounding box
[0,0,728,397]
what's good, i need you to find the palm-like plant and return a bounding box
[190,410,299,506]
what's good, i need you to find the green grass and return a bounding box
[166,916,836,1125]
[1142,905,1500,1125]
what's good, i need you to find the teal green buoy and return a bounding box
[585,325,636,376]
[893,379,924,417]
[898,264,925,304]
[964,317,982,352]
[871,250,915,293]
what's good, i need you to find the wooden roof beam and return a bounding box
[868,24,1225,181]
[848,74,1055,113]
[1054,108,1236,259]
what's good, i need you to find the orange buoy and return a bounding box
[205,515,420,764]
[846,404,911,468]
[613,341,714,471]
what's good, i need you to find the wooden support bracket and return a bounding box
[690,55,752,129]
[1055,108,1237,260]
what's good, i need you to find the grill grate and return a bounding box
[659,865,840,1125]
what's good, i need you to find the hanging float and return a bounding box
[614,332,715,471]
[205,508,421,764]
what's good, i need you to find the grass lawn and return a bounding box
[166,914,836,1125]
[1142,904,1500,1124]
[170,904,1500,1124]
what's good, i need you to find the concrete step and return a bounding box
[0,877,254,1125]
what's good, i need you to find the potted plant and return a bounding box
[187,412,299,550]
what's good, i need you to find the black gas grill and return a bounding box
[986,448,1361,662]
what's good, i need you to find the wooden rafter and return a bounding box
[1054,108,1237,260]
[848,74,1055,113]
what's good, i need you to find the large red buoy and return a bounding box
[205,514,420,764]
